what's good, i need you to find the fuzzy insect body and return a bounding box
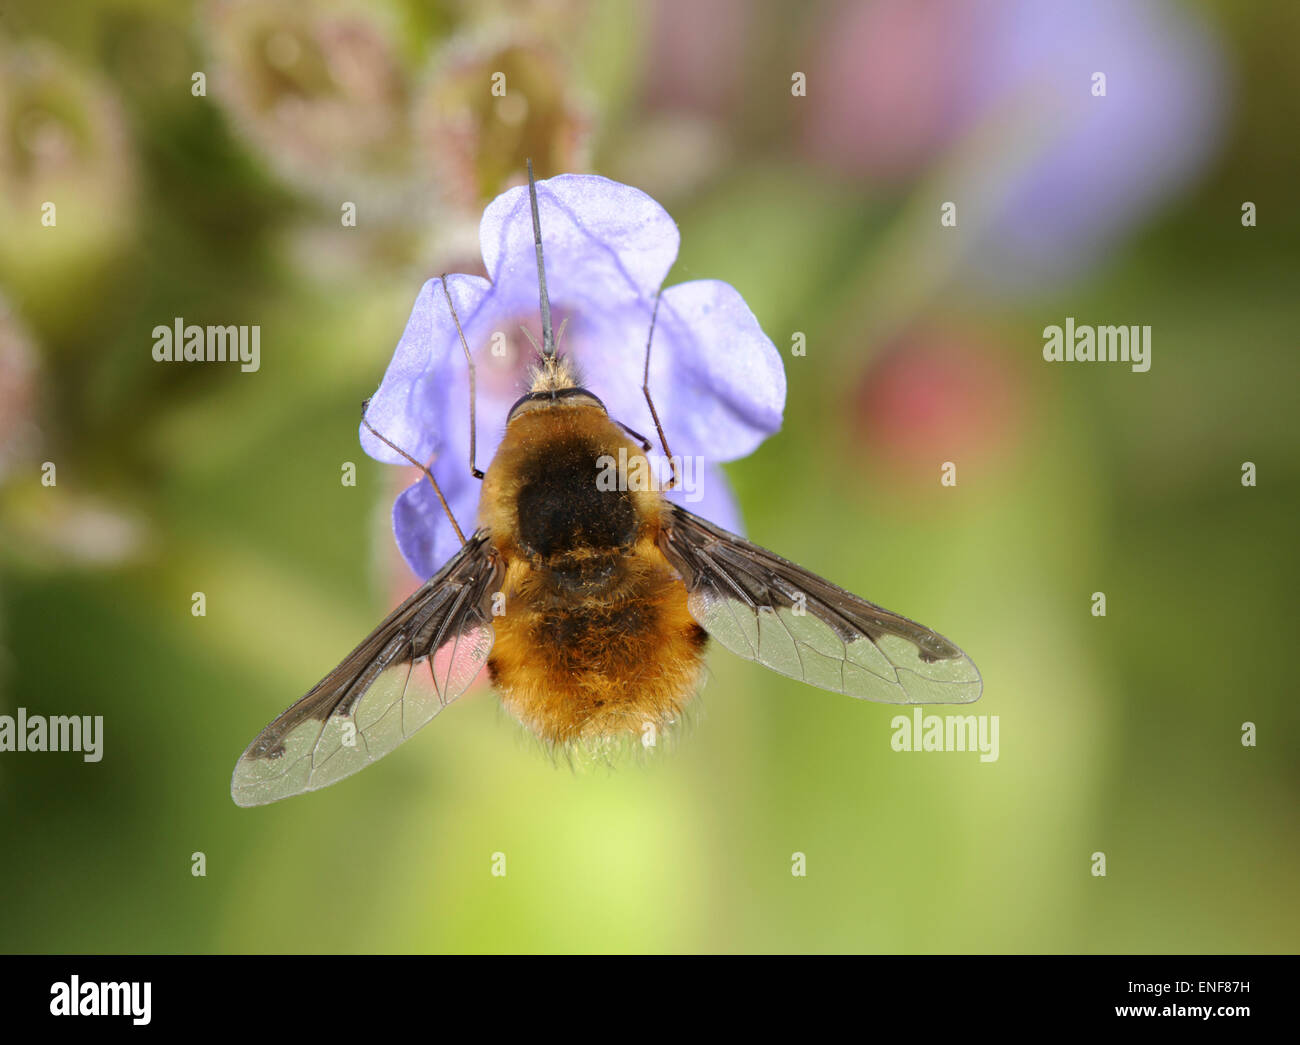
[479,388,708,746]
[230,165,981,807]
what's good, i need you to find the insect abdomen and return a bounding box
[487,542,708,747]
[478,402,703,747]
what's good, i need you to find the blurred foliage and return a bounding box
[0,0,1296,953]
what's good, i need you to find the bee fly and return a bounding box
[232,162,982,806]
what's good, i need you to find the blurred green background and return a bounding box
[1,0,1296,953]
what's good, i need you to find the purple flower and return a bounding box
[964,0,1227,288]
[801,0,1226,289]
[360,174,786,579]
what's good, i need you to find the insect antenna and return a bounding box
[526,158,556,370]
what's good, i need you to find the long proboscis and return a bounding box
[526,158,555,362]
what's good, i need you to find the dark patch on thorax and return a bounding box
[514,434,637,560]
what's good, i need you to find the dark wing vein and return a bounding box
[659,505,982,704]
[231,531,501,806]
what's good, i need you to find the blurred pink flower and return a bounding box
[802,0,971,179]
[852,327,1025,480]
[645,0,750,118]
[0,297,39,482]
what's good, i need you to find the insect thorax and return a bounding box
[514,431,637,559]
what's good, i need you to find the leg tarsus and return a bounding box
[641,289,679,491]
[441,275,484,480]
[360,403,468,546]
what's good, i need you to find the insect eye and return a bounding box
[505,393,535,420]
[506,386,607,422]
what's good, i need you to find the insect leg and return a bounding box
[616,421,653,452]
[641,288,679,490]
[440,275,484,480]
[360,401,467,546]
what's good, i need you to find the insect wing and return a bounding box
[231,532,501,806]
[659,506,981,705]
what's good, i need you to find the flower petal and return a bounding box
[373,176,787,580]
[360,274,493,466]
[392,463,479,580]
[657,279,785,460]
[479,174,680,314]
